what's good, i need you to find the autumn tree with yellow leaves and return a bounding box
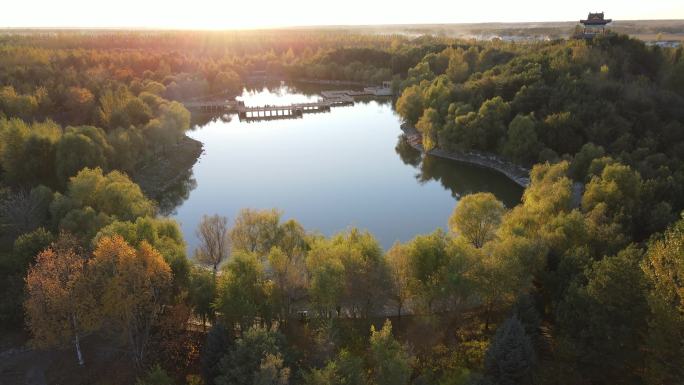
[25,234,173,367]
[24,234,99,366]
[91,235,172,366]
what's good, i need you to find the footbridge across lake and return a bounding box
[182,87,390,122]
[183,98,353,121]
[236,98,354,121]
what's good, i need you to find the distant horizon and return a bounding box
[2,18,684,32]
[2,0,683,30]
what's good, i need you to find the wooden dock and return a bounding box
[183,100,238,112]
[236,101,336,120]
[182,86,388,122]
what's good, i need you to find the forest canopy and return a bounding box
[1,29,684,385]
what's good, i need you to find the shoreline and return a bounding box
[245,75,374,87]
[400,123,530,188]
[132,135,204,199]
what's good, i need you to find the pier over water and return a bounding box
[182,85,391,122]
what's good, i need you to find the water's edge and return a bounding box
[400,123,531,188]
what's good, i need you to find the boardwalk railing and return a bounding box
[181,87,390,121]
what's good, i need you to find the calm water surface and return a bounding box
[170,82,522,250]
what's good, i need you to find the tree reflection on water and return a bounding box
[395,135,522,208]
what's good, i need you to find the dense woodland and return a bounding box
[1,30,684,385]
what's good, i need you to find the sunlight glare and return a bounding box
[1,0,683,29]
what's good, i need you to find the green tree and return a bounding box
[201,323,232,385]
[277,219,309,257]
[404,229,467,312]
[333,228,389,318]
[540,112,583,156]
[51,168,156,237]
[107,126,146,173]
[303,349,367,385]
[231,208,283,256]
[582,162,642,234]
[641,217,684,384]
[446,111,482,150]
[1,227,55,325]
[268,246,307,320]
[0,86,38,120]
[0,118,29,185]
[502,114,540,165]
[98,87,132,129]
[268,220,308,311]
[569,142,605,182]
[215,325,289,385]
[306,238,345,317]
[55,206,112,243]
[556,246,649,382]
[483,316,535,385]
[214,252,270,329]
[136,364,175,385]
[143,101,190,153]
[386,242,412,317]
[188,267,217,329]
[422,76,454,116]
[449,193,506,249]
[446,52,470,83]
[476,96,510,151]
[396,85,424,125]
[11,227,54,273]
[124,97,153,127]
[368,320,411,385]
[304,228,388,319]
[406,61,434,85]
[55,128,110,183]
[416,107,441,151]
[473,237,538,331]
[25,135,58,185]
[520,161,573,217]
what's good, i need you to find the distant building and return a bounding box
[579,12,612,38]
[363,81,393,96]
[646,40,682,48]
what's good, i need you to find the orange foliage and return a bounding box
[24,236,99,365]
[91,235,172,364]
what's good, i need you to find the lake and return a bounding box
[170,82,523,251]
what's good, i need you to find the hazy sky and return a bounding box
[1,0,682,29]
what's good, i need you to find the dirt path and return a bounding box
[0,347,55,385]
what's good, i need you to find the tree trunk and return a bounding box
[72,315,84,366]
[129,329,143,367]
[74,332,84,367]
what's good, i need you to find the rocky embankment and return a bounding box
[400,123,531,188]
